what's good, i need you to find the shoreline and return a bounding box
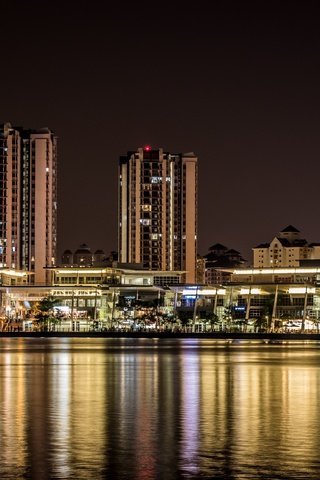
[0,331,320,341]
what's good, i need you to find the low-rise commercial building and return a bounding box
[0,265,183,331]
[1,264,320,333]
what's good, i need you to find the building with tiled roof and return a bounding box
[203,244,246,284]
[253,225,320,268]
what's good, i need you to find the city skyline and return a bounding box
[1,2,320,261]
[1,4,320,478]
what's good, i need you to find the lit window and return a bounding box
[141,205,151,212]
[140,219,151,226]
[151,177,162,183]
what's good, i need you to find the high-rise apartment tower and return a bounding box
[0,122,57,284]
[119,146,197,283]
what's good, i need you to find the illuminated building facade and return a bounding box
[253,225,320,268]
[119,146,198,283]
[1,266,320,332]
[0,123,57,284]
[0,265,183,330]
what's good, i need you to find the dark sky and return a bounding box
[2,1,320,263]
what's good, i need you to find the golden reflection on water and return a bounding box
[0,339,320,479]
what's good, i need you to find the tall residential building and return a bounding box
[0,122,57,284]
[118,146,197,283]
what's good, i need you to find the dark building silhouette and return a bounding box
[204,243,246,284]
[60,245,110,267]
[61,249,73,265]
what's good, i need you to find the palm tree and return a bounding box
[208,313,220,332]
[177,311,191,332]
[223,305,234,332]
[254,316,268,333]
[33,296,60,331]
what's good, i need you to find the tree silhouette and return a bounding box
[33,296,60,331]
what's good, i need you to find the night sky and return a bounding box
[2,1,320,263]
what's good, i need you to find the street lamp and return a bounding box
[192,286,199,333]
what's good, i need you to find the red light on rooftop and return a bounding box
[144,145,151,151]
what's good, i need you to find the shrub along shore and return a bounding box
[0,331,320,341]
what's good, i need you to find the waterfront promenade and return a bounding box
[0,331,320,341]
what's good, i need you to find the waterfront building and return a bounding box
[1,263,320,333]
[0,268,30,286]
[118,146,198,283]
[223,266,320,330]
[252,225,320,268]
[0,122,57,284]
[0,264,183,331]
[170,266,320,331]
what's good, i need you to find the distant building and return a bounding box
[73,244,93,266]
[0,122,57,284]
[252,225,320,268]
[61,249,73,265]
[94,249,106,263]
[61,245,107,266]
[118,146,198,283]
[204,243,246,284]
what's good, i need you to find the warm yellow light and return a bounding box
[240,288,261,295]
[182,288,226,296]
[0,269,28,277]
[50,289,102,297]
[56,269,107,274]
[288,287,315,294]
[233,268,320,275]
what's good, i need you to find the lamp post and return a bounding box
[192,286,199,333]
[271,285,278,332]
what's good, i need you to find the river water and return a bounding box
[0,338,319,479]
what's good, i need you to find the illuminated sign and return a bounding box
[234,306,246,311]
[240,288,261,295]
[51,289,101,297]
[182,288,226,296]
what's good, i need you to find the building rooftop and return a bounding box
[280,225,300,233]
[208,243,228,251]
[255,237,308,248]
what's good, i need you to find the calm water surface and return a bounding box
[0,338,319,479]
